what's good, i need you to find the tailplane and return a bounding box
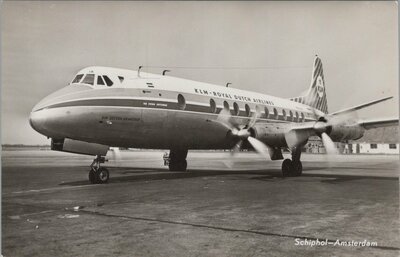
[291,56,329,114]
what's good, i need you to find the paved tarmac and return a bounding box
[2,150,399,257]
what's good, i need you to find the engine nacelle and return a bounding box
[250,124,289,147]
[328,124,365,142]
[51,138,109,156]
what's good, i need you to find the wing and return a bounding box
[358,118,399,130]
[328,96,393,116]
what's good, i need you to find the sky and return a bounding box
[1,1,398,145]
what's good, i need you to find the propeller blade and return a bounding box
[248,111,260,128]
[247,136,270,159]
[217,108,232,123]
[231,140,243,156]
[222,159,234,169]
[285,129,312,149]
[108,147,122,167]
[320,132,338,155]
[213,108,237,131]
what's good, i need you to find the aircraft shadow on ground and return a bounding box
[59,166,398,186]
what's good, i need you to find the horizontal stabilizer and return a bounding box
[358,118,399,130]
[329,96,393,116]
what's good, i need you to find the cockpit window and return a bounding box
[103,75,113,87]
[72,74,84,84]
[118,76,124,83]
[97,76,105,85]
[81,74,95,85]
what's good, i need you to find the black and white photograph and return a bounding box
[1,1,399,256]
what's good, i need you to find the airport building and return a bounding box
[346,126,399,154]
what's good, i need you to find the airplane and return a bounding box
[29,56,398,184]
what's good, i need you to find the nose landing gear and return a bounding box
[282,147,303,177]
[89,155,110,184]
[168,149,188,171]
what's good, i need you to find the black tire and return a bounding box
[181,160,187,171]
[168,163,177,171]
[282,159,293,177]
[95,167,110,184]
[292,161,303,176]
[169,160,187,172]
[89,168,97,184]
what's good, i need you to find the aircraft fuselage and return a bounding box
[30,66,320,150]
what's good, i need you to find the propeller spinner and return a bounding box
[214,109,271,159]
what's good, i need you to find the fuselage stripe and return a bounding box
[39,98,317,123]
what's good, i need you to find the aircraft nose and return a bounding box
[29,109,47,135]
[29,84,91,137]
[29,103,69,139]
[29,97,69,138]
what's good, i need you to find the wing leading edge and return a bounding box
[358,118,399,130]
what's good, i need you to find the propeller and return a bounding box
[320,132,338,155]
[286,107,359,156]
[213,108,271,160]
[107,147,122,167]
[316,108,358,155]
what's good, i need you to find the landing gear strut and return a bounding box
[282,147,303,177]
[168,149,188,171]
[89,155,109,184]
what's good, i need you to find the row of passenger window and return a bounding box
[217,99,305,122]
[177,94,306,122]
[71,74,114,87]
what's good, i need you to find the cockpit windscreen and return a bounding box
[71,73,115,87]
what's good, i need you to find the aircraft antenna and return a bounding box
[162,70,171,76]
[226,83,231,88]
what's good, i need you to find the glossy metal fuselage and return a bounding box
[30,67,319,150]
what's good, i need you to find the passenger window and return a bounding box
[264,107,269,118]
[233,102,240,116]
[210,99,217,113]
[72,74,84,84]
[245,104,251,117]
[289,111,293,121]
[103,75,113,87]
[273,108,278,119]
[81,74,95,85]
[223,101,230,112]
[97,76,105,85]
[177,94,186,110]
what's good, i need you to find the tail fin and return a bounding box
[291,56,329,114]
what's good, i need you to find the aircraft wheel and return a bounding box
[292,161,303,176]
[181,160,187,171]
[282,159,293,177]
[169,160,187,172]
[95,167,110,184]
[89,168,97,184]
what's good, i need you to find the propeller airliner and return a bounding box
[29,56,398,184]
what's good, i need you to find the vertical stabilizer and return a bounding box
[291,56,329,114]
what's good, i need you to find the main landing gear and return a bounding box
[282,147,303,177]
[89,155,110,184]
[168,149,188,171]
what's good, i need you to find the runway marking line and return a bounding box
[8,184,99,195]
[8,210,56,220]
[78,209,400,252]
